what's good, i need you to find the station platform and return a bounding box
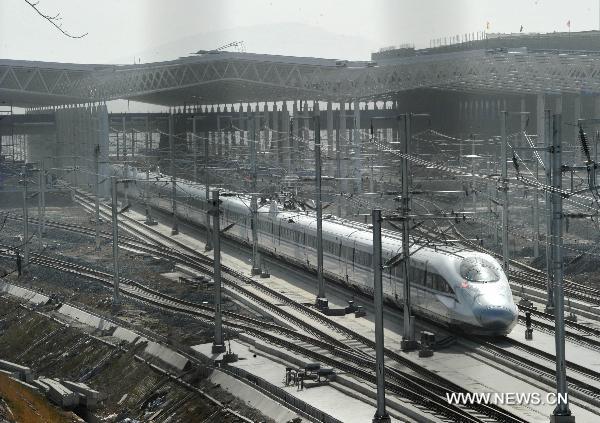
[193,340,387,423]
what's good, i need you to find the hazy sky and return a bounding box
[1,0,599,64]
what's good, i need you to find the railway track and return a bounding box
[0,246,514,423]
[6,198,600,419]
[1,196,529,422]
[471,335,600,406]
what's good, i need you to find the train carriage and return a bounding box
[118,166,518,335]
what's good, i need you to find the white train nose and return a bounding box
[475,305,518,333]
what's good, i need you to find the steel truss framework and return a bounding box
[3,49,600,107]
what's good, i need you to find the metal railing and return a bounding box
[222,365,343,423]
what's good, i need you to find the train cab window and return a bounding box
[422,273,453,295]
[460,257,500,282]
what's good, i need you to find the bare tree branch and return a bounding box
[23,0,87,39]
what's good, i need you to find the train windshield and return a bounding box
[459,257,500,282]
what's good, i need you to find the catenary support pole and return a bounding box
[335,111,342,217]
[250,118,261,275]
[169,113,179,235]
[205,114,213,251]
[353,100,362,194]
[550,113,574,423]
[315,116,325,302]
[144,116,154,225]
[39,159,45,236]
[34,162,42,248]
[533,158,540,258]
[400,114,416,350]
[122,116,128,207]
[500,111,510,275]
[94,144,101,250]
[544,109,555,312]
[212,189,226,353]
[22,166,29,267]
[193,116,198,182]
[111,176,120,306]
[372,208,391,423]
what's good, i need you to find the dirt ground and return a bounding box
[0,205,281,422]
[0,297,276,423]
[0,206,258,348]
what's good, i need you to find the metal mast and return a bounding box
[372,208,391,423]
[205,115,213,251]
[211,189,226,353]
[544,109,555,312]
[94,144,101,250]
[550,114,573,422]
[315,115,325,301]
[21,166,29,267]
[169,112,179,235]
[144,116,155,225]
[111,176,120,306]
[500,111,510,274]
[250,118,260,275]
[400,114,416,350]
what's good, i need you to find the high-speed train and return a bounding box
[115,166,518,336]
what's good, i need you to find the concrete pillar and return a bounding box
[272,103,279,165]
[392,101,399,151]
[239,103,246,148]
[574,94,582,163]
[244,103,251,151]
[263,102,269,154]
[353,99,362,194]
[303,100,310,150]
[326,101,334,177]
[595,96,600,163]
[326,101,333,156]
[292,101,299,171]
[88,106,95,188]
[520,97,527,146]
[230,105,237,154]
[254,103,261,154]
[229,104,234,145]
[537,93,545,149]
[98,104,110,197]
[555,95,563,162]
[339,101,347,196]
[198,130,205,164]
[313,101,320,150]
[282,102,291,172]
[87,106,94,188]
[217,105,224,157]
[225,105,231,154]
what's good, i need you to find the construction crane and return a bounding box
[193,41,246,55]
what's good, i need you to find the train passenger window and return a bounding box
[425,273,433,289]
[412,267,424,283]
[432,274,442,291]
